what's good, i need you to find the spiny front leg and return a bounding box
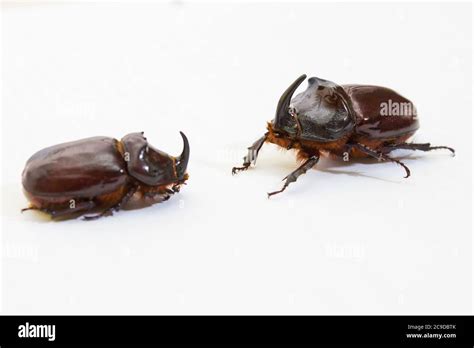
[352,142,411,178]
[382,142,455,155]
[232,133,268,175]
[267,155,320,198]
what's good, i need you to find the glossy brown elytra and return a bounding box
[232,74,455,196]
[22,132,190,220]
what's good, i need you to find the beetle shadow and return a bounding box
[315,153,426,183]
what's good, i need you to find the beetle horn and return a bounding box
[175,131,190,179]
[274,74,307,128]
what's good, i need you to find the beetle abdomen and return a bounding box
[22,137,128,199]
[343,85,419,139]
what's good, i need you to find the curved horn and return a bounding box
[176,131,190,179]
[274,74,307,128]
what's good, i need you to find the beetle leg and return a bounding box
[83,185,138,220]
[171,178,187,193]
[116,185,139,210]
[21,206,39,213]
[267,155,320,198]
[46,200,96,220]
[352,142,411,178]
[232,133,268,175]
[382,142,455,155]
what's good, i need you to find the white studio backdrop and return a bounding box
[1,2,472,314]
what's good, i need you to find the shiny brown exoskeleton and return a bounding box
[22,132,190,220]
[232,74,454,196]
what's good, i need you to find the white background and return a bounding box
[1,1,472,314]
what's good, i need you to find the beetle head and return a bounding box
[273,75,354,141]
[121,132,189,186]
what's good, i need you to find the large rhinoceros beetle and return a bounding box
[232,74,454,197]
[22,132,189,220]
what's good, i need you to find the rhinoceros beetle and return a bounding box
[22,132,190,219]
[232,74,454,197]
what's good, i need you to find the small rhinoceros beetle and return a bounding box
[232,74,454,197]
[22,132,190,220]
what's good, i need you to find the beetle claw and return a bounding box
[232,164,250,175]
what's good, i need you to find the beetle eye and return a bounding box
[288,106,297,117]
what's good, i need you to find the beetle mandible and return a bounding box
[232,74,454,197]
[22,132,190,219]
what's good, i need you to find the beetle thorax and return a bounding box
[273,75,354,142]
